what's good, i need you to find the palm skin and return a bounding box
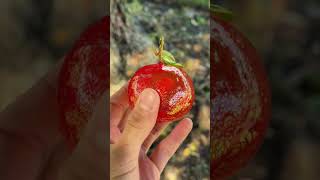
[110,86,193,180]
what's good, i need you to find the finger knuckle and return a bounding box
[158,142,173,157]
[130,109,148,124]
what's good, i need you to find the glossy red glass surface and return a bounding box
[58,16,110,149]
[211,16,271,179]
[128,62,195,122]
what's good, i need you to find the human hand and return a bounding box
[0,61,192,180]
[0,63,109,180]
[110,86,193,180]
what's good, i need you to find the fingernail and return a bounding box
[138,89,158,111]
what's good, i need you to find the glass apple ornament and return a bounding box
[128,37,195,122]
[58,16,109,149]
[210,9,271,179]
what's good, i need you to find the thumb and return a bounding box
[118,89,160,150]
[58,92,109,180]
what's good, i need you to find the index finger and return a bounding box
[110,84,130,143]
[110,84,129,127]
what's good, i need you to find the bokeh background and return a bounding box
[217,0,320,179]
[0,0,106,110]
[110,0,210,179]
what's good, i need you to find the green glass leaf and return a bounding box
[155,36,184,68]
[161,51,183,68]
[162,50,176,63]
[172,63,183,68]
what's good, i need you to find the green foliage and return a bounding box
[126,0,143,14]
[177,0,209,8]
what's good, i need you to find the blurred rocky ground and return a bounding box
[220,0,320,179]
[110,0,210,179]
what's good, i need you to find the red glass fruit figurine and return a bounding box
[210,6,271,179]
[128,37,195,122]
[58,16,109,149]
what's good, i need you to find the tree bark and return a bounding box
[110,0,152,79]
